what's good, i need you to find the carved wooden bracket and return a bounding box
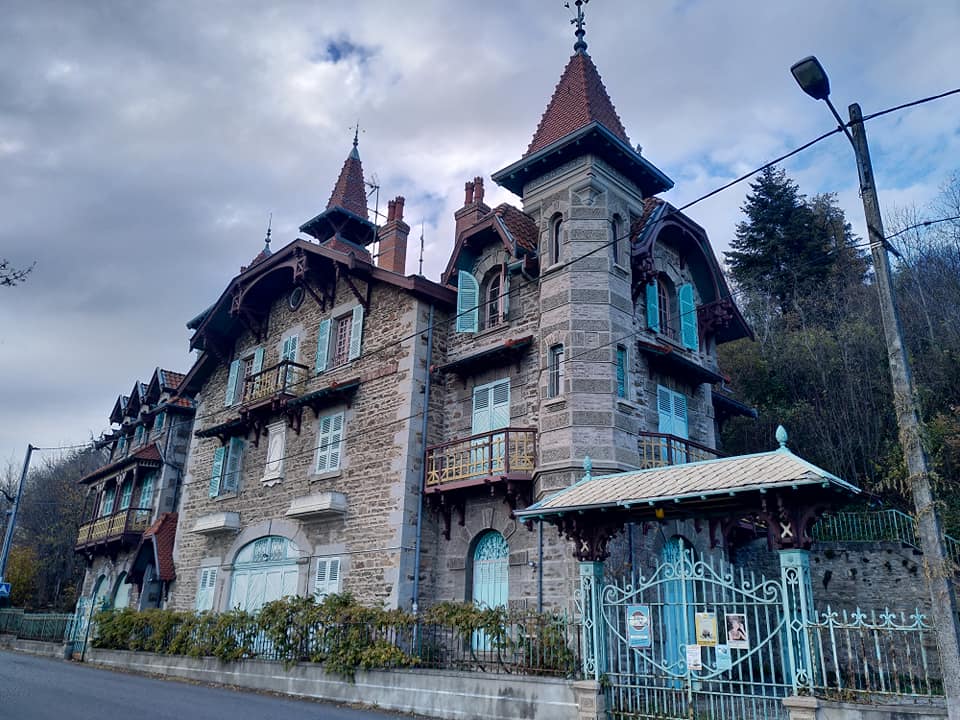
[697,299,736,336]
[555,514,623,562]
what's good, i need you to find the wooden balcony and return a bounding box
[637,431,723,469]
[75,506,152,552]
[240,359,309,407]
[425,428,537,539]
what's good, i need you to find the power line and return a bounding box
[859,87,960,123]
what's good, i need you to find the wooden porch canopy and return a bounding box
[514,428,860,562]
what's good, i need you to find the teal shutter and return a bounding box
[672,391,689,440]
[348,305,364,360]
[657,386,674,435]
[315,412,344,472]
[138,472,155,508]
[154,411,165,434]
[101,486,116,516]
[456,271,479,333]
[209,445,226,497]
[225,360,240,406]
[222,437,243,493]
[119,479,133,510]
[490,380,510,430]
[252,346,264,374]
[315,319,331,373]
[646,282,660,332]
[678,284,699,350]
[472,386,492,435]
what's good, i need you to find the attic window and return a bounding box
[288,286,305,311]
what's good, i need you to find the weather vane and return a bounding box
[350,120,362,147]
[565,0,589,53]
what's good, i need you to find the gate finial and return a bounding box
[583,455,592,480]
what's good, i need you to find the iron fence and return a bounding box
[0,608,75,642]
[807,606,943,699]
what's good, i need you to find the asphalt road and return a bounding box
[0,650,409,720]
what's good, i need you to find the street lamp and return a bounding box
[791,55,960,716]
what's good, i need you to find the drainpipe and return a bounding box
[411,304,434,615]
[506,258,536,284]
[537,520,543,612]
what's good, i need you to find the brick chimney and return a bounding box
[454,176,490,239]
[377,196,410,274]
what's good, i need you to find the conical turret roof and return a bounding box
[326,142,368,218]
[525,51,630,156]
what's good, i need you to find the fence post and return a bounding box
[779,549,815,693]
[578,560,606,681]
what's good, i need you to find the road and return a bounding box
[0,650,409,720]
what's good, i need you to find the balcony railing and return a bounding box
[241,359,309,405]
[637,431,722,469]
[75,506,152,550]
[426,428,536,488]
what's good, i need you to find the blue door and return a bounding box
[472,531,509,650]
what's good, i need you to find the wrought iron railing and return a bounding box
[241,359,309,405]
[425,428,536,487]
[808,606,943,698]
[75,506,152,548]
[0,609,76,643]
[637,431,723,469]
[813,509,960,566]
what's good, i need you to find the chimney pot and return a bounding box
[464,181,475,205]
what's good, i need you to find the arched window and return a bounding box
[657,278,671,337]
[471,530,509,610]
[551,214,563,264]
[611,214,623,266]
[228,536,301,613]
[485,272,501,329]
[112,572,132,609]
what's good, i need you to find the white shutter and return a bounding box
[315,319,331,373]
[225,360,240,406]
[472,386,491,435]
[315,412,344,472]
[314,558,342,600]
[348,305,364,360]
[328,413,343,470]
[209,445,226,497]
[196,568,217,611]
[282,335,298,362]
[222,438,244,493]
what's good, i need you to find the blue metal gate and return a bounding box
[588,549,793,720]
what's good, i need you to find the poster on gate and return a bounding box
[715,644,732,672]
[695,612,718,646]
[626,604,651,648]
[686,644,703,671]
[725,613,750,649]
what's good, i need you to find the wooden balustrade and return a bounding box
[425,428,536,488]
[241,359,309,405]
[637,431,722,469]
[75,507,152,550]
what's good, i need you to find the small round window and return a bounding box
[288,286,305,311]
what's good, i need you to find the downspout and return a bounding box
[507,258,536,284]
[411,303,434,615]
[537,520,543,612]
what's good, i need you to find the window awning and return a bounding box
[432,335,534,377]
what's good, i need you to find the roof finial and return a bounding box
[583,455,592,480]
[264,212,272,249]
[352,121,359,148]
[566,0,589,54]
[776,425,789,450]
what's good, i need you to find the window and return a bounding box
[315,412,344,473]
[153,411,165,436]
[616,345,627,399]
[551,214,563,264]
[116,435,127,457]
[548,344,564,398]
[486,273,500,329]
[455,271,479,333]
[229,536,300,613]
[677,283,699,351]
[225,347,264,406]
[280,334,299,388]
[314,557,342,600]
[133,425,145,447]
[209,437,244,498]
[101,486,116,516]
[118,478,134,510]
[262,422,286,482]
[611,215,622,266]
[657,386,689,439]
[657,280,670,335]
[315,306,364,372]
[138,471,156,509]
[645,276,674,338]
[195,567,218,612]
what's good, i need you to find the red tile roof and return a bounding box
[79,442,162,484]
[493,204,538,253]
[158,369,185,390]
[326,144,368,219]
[142,513,178,582]
[526,52,630,156]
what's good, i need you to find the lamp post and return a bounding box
[0,444,32,597]
[791,55,960,715]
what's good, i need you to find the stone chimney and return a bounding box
[377,196,410,274]
[454,176,490,240]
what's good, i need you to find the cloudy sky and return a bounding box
[1,0,958,465]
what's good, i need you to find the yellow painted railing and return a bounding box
[637,431,722,469]
[426,428,536,487]
[76,507,152,548]
[241,360,309,405]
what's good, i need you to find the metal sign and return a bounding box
[0,582,11,598]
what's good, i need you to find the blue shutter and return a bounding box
[672,391,689,440]
[225,360,240,406]
[119,479,133,510]
[315,319,331,373]
[154,411,165,434]
[138,472,155,508]
[348,305,364,360]
[222,437,243,493]
[678,284,699,351]
[456,271,479,333]
[657,386,673,435]
[616,347,626,398]
[646,282,660,332]
[209,445,226,497]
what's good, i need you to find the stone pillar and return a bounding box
[779,548,815,693]
[578,560,607,681]
[571,680,607,720]
[782,695,819,720]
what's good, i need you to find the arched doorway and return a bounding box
[111,572,132,609]
[471,530,508,610]
[228,536,300,612]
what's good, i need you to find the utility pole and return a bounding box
[0,444,33,589]
[848,102,960,714]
